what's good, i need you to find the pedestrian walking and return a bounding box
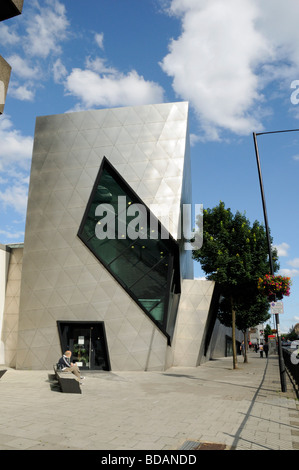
[259,343,264,358]
[263,341,269,358]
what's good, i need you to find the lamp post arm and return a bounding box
[253,132,274,275]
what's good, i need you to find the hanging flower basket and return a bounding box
[258,274,292,301]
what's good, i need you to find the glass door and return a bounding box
[57,321,111,370]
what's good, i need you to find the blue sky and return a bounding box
[1,0,299,333]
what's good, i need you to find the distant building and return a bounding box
[0,0,24,114]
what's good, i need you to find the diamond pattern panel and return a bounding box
[17,102,190,371]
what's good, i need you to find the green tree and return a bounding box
[286,326,299,341]
[218,291,270,363]
[264,324,273,342]
[193,202,279,369]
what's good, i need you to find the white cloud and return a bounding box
[6,55,39,80]
[0,229,25,242]
[0,117,31,220]
[84,56,117,75]
[161,0,299,140]
[8,84,35,101]
[0,183,28,216]
[0,23,19,45]
[65,67,164,108]
[0,116,33,167]
[288,258,299,268]
[190,133,201,147]
[53,58,68,84]
[256,0,299,72]
[274,242,290,257]
[95,33,104,50]
[23,0,69,58]
[279,268,299,277]
[1,1,70,104]
[161,0,269,139]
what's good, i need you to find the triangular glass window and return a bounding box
[78,157,181,343]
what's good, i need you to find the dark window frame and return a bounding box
[77,157,181,344]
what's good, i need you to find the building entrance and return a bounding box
[57,321,111,370]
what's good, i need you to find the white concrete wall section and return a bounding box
[172,279,215,367]
[0,246,10,364]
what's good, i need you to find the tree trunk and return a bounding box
[231,296,238,369]
[243,330,248,363]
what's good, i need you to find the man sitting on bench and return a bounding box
[58,350,85,383]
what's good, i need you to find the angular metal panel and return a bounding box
[0,0,24,22]
[0,55,11,114]
[16,103,192,371]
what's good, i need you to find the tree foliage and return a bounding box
[192,202,279,367]
[218,292,270,333]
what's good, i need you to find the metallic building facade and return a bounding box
[0,102,236,371]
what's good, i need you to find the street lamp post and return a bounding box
[252,130,299,393]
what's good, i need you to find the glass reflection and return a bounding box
[78,158,180,342]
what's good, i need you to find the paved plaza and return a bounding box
[0,352,298,451]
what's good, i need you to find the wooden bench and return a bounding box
[53,366,82,394]
[0,370,7,379]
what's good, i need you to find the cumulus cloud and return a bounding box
[23,0,69,58]
[6,55,40,80]
[2,0,69,104]
[0,116,33,167]
[0,229,25,242]
[274,242,290,257]
[65,67,164,108]
[0,117,32,219]
[0,183,28,216]
[161,0,269,139]
[53,58,68,84]
[288,258,299,268]
[8,84,35,101]
[95,33,104,50]
[0,23,20,45]
[280,268,299,277]
[256,0,299,70]
[161,0,299,139]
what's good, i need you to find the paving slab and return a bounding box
[0,352,298,452]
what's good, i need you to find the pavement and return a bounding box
[0,351,299,452]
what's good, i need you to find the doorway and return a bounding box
[57,321,111,371]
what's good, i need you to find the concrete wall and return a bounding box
[171,279,215,367]
[0,245,23,366]
[0,245,10,363]
[0,55,11,115]
[201,318,244,363]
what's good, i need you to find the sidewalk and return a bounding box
[0,352,298,451]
